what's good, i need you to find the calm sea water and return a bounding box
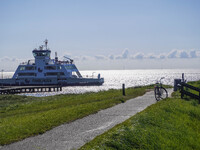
[2,69,200,97]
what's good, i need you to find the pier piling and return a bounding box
[122,84,125,96]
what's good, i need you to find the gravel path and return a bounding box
[0,89,173,150]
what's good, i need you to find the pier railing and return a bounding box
[0,86,62,95]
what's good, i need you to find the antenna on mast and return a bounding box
[44,39,48,49]
[55,52,58,62]
[55,52,57,57]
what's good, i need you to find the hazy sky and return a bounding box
[0,0,200,71]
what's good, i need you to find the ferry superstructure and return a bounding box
[0,40,104,86]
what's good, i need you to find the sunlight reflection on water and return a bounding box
[2,69,200,97]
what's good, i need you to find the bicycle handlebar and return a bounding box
[160,77,165,82]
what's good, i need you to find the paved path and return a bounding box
[0,89,173,150]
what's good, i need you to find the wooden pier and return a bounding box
[0,86,62,95]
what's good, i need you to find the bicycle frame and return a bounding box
[155,77,164,88]
[154,77,168,101]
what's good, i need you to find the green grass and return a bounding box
[188,80,200,88]
[0,85,155,145]
[80,82,200,150]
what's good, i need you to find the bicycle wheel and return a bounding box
[154,87,168,101]
[154,87,161,101]
[159,87,168,99]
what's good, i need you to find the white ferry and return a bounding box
[0,40,104,86]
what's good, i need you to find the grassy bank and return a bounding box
[80,82,200,150]
[0,85,155,145]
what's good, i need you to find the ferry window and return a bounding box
[25,66,35,70]
[59,72,65,75]
[42,52,47,56]
[33,53,37,57]
[72,72,77,76]
[20,66,25,71]
[46,72,57,76]
[37,53,43,56]
[33,52,48,56]
[46,72,65,76]
[57,66,62,70]
[45,66,56,70]
[65,65,75,69]
[18,73,36,76]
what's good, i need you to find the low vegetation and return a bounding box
[0,85,155,145]
[188,80,200,88]
[80,81,200,150]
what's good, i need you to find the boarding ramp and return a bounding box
[73,65,82,78]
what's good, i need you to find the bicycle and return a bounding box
[154,77,168,101]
